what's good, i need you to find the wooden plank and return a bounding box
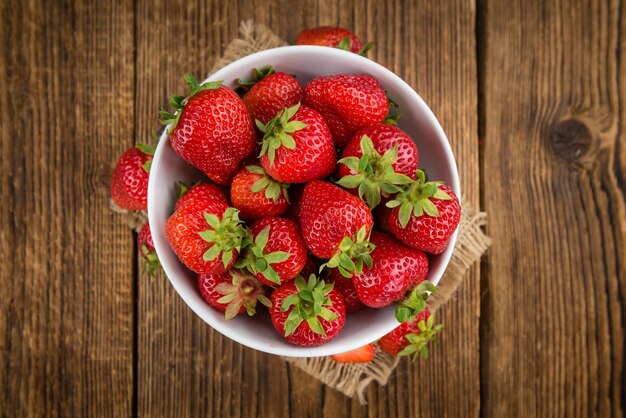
[481,0,626,416]
[135,0,479,416]
[0,0,135,417]
[135,1,292,417]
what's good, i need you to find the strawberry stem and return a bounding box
[160,74,223,133]
[214,269,271,319]
[397,314,443,360]
[235,65,276,95]
[246,165,290,203]
[141,244,161,276]
[395,281,436,323]
[336,135,413,209]
[281,275,338,337]
[321,225,375,278]
[197,207,250,268]
[385,169,453,228]
[234,225,291,285]
[257,103,307,166]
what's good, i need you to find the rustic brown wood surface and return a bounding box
[481,0,626,417]
[0,0,623,417]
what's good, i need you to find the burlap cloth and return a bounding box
[115,20,491,405]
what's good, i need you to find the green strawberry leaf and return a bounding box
[307,317,326,336]
[136,142,157,156]
[142,159,153,173]
[399,202,413,228]
[160,75,223,132]
[257,103,307,166]
[336,36,352,51]
[384,169,458,229]
[395,281,437,323]
[358,41,374,56]
[335,135,418,210]
[202,244,221,262]
[383,113,402,125]
[264,251,290,264]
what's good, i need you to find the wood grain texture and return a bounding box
[481,0,626,416]
[7,0,624,416]
[135,0,479,417]
[135,1,292,417]
[0,0,135,417]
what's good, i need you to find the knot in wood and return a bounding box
[548,118,592,165]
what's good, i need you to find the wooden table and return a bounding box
[1,0,624,416]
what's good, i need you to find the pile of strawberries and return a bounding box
[110,27,459,362]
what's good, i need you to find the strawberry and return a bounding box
[304,74,388,147]
[270,275,346,346]
[175,181,228,210]
[236,217,307,286]
[165,199,248,274]
[331,343,376,363]
[110,144,155,210]
[137,221,160,275]
[238,66,304,124]
[257,103,336,183]
[295,27,373,55]
[329,269,364,313]
[382,170,461,254]
[337,125,418,208]
[198,269,271,319]
[230,165,289,222]
[378,308,442,359]
[350,232,429,308]
[160,74,256,186]
[299,180,374,277]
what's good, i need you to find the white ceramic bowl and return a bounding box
[148,45,460,357]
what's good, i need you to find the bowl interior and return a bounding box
[148,45,460,357]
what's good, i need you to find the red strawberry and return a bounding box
[110,144,155,210]
[238,66,304,124]
[299,181,374,277]
[382,170,461,254]
[350,232,429,308]
[175,181,228,210]
[138,221,161,275]
[237,217,307,286]
[198,269,271,319]
[161,74,256,186]
[230,165,289,222]
[329,269,364,313]
[257,103,336,183]
[165,200,248,274]
[331,343,376,363]
[295,27,372,55]
[337,125,418,208]
[270,275,346,347]
[304,74,388,147]
[378,307,442,359]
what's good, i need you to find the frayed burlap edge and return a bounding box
[424,203,491,311]
[109,199,147,232]
[209,20,288,74]
[283,350,400,405]
[283,203,490,404]
[185,20,491,405]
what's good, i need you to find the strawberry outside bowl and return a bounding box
[147,45,460,357]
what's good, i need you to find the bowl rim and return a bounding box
[148,45,461,357]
